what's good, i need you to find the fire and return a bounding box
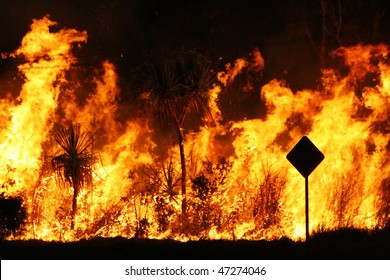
[0,16,87,199]
[0,17,388,242]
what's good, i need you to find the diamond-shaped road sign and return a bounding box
[286,136,324,178]
[286,136,324,242]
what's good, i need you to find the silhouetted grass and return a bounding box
[1,227,388,260]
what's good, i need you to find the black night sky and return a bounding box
[1,0,390,93]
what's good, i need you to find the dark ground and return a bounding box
[1,228,389,260]
[0,1,390,261]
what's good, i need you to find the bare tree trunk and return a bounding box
[320,0,328,68]
[71,194,77,229]
[71,165,80,230]
[176,125,187,215]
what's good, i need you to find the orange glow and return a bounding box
[0,17,388,241]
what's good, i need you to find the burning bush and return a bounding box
[376,177,390,229]
[252,163,286,231]
[186,157,232,238]
[0,17,389,242]
[143,157,181,234]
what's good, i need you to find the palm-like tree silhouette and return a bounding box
[145,52,215,215]
[51,123,95,229]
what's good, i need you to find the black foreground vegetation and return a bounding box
[0,195,26,240]
[1,227,389,259]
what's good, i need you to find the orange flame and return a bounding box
[0,17,388,241]
[0,16,86,196]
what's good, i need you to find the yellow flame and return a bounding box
[1,17,388,242]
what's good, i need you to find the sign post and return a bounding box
[305,176,309,242]
[286,136,324,241]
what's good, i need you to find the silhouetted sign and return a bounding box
[286,136,324,178]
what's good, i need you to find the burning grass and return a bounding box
[0,17,389,243]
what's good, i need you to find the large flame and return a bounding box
[0,16,87,198]
[0,17,388,241]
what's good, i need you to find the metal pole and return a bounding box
[305,176,309,242]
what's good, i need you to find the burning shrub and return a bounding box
[153,196,176,233]
[143,157,181,234]
[186,157,232,238]
[376,177,390,229]
[191,174,216,201]
[134,218,150,239]
[252,163,286,231]
[187,176,219,237]
[0,194,27,239]
[324,170,364,229]
[131,191,154,239]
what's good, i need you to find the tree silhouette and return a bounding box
[51,123,95,229]
[145,52,215,215]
